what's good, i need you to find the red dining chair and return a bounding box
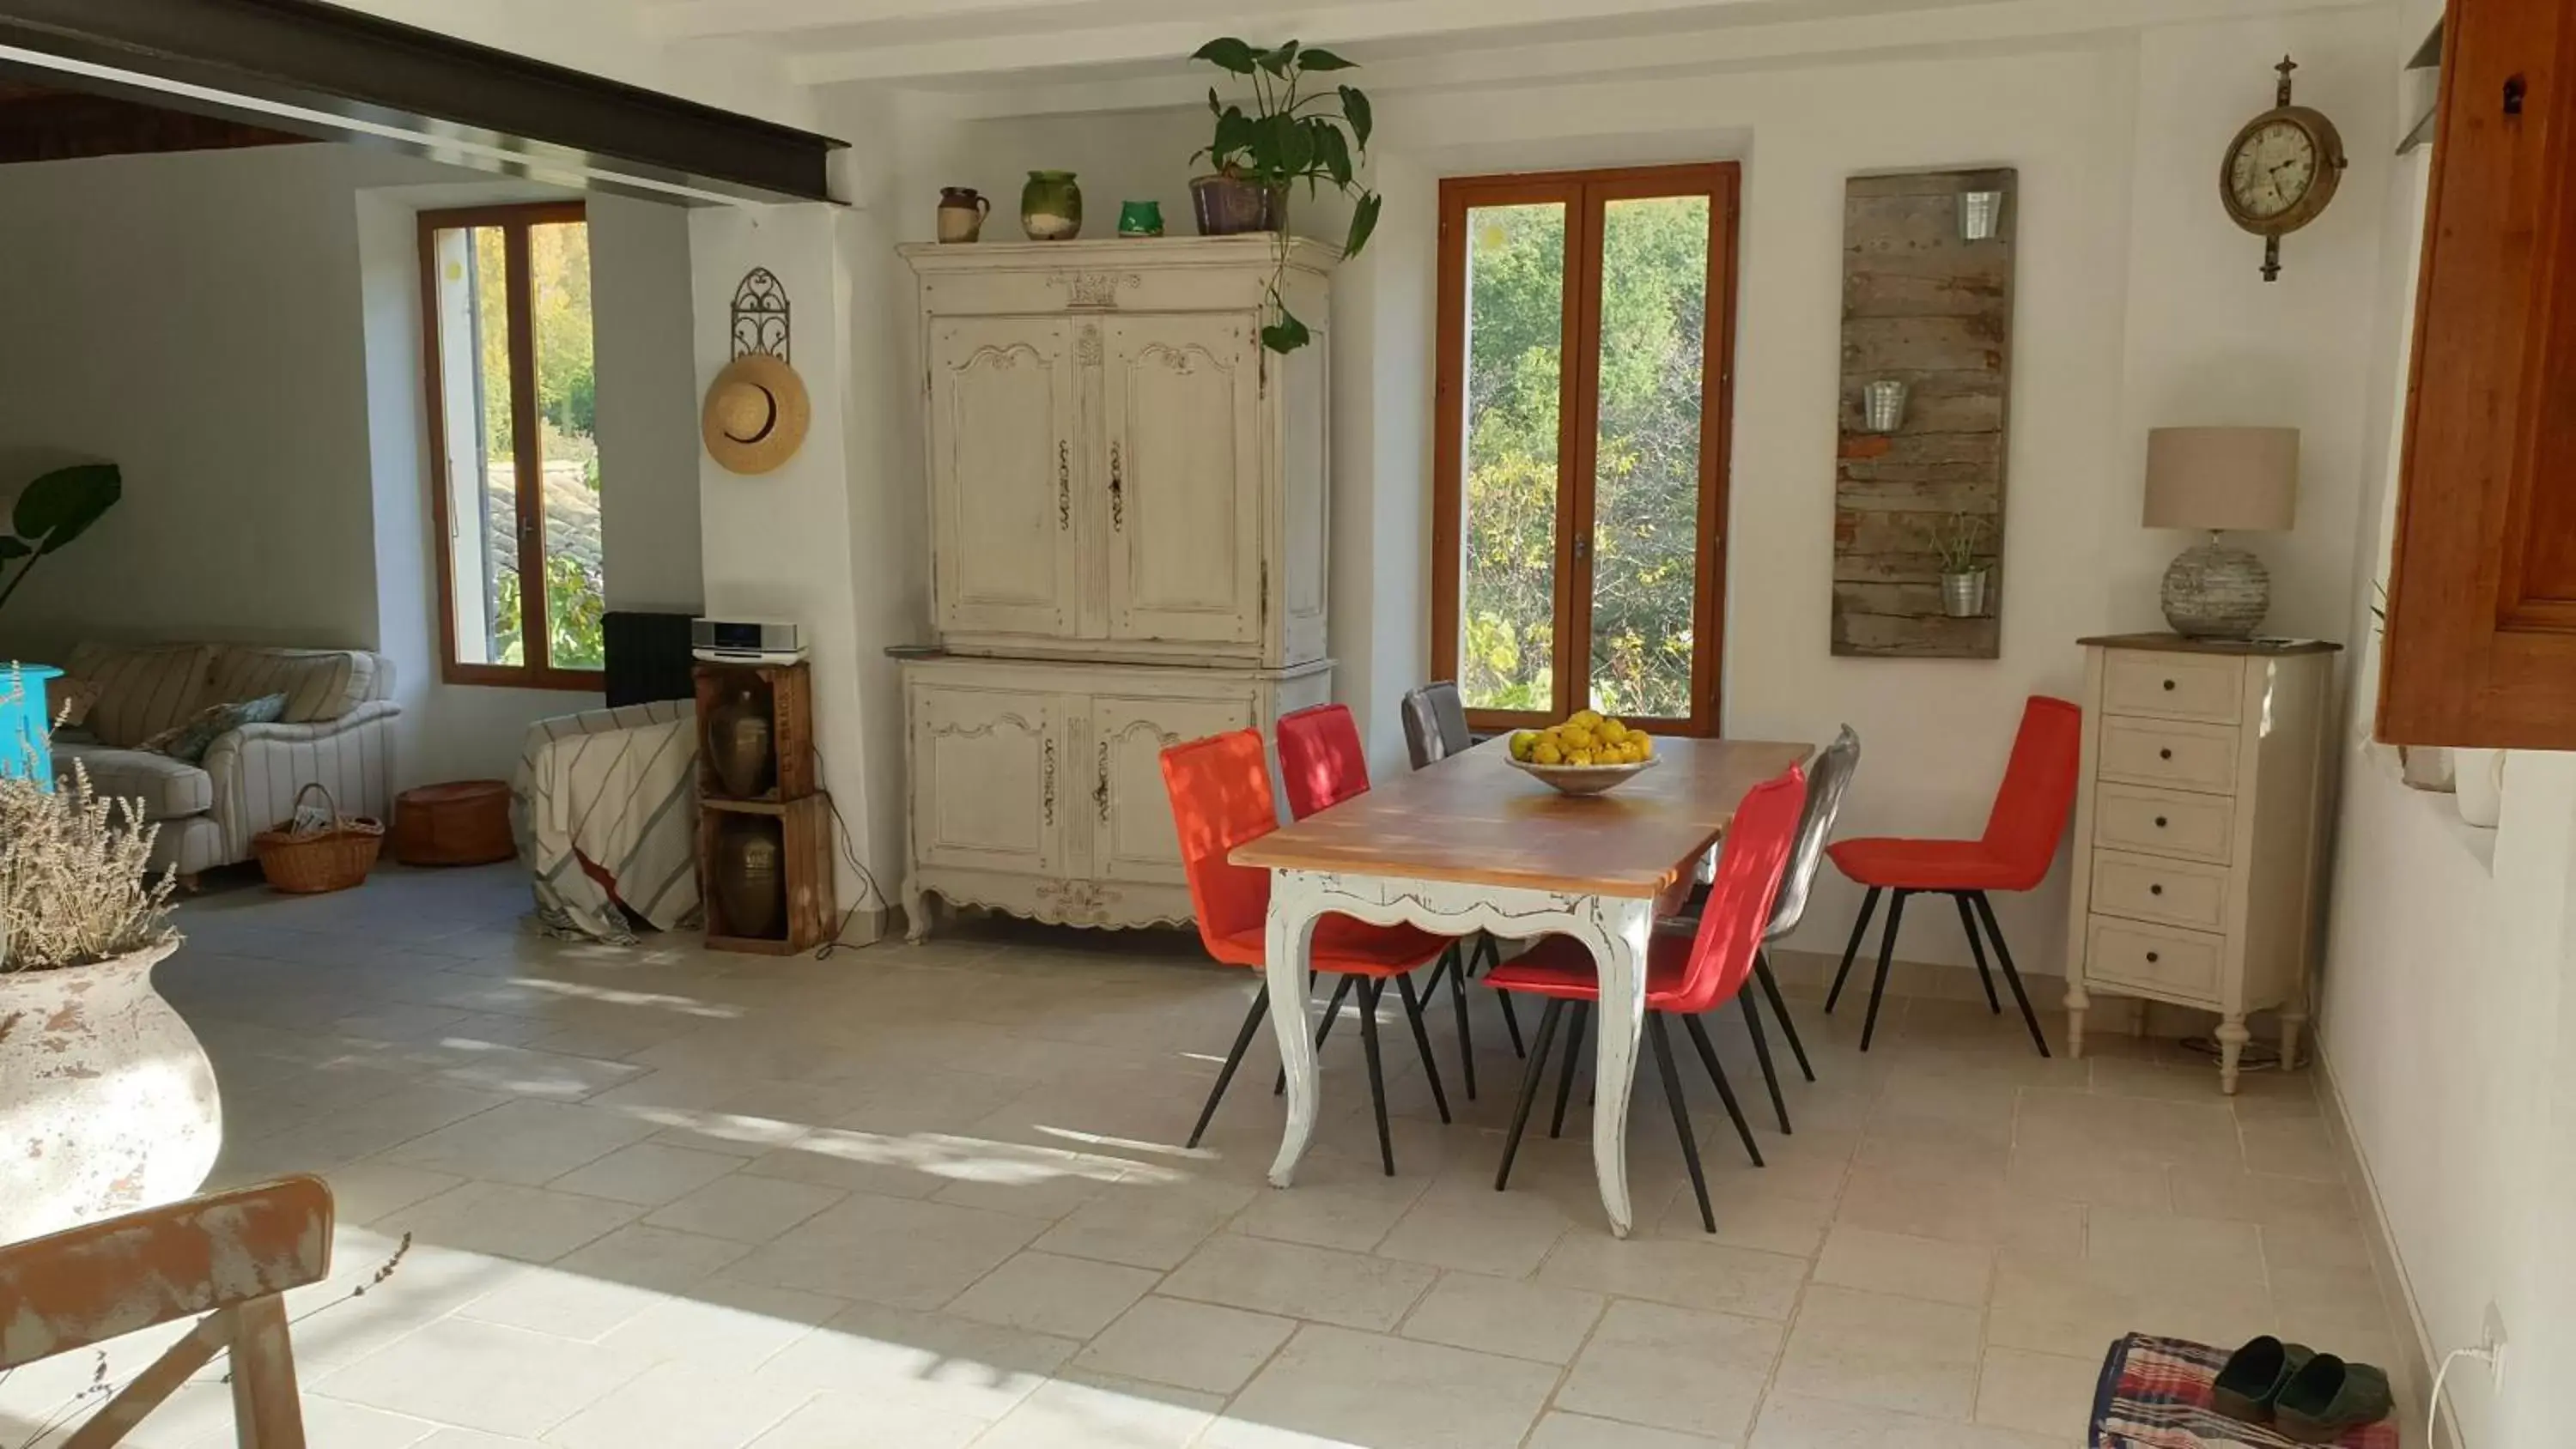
[1824,695,2081,1056]
[1163,729,1453,1175]
[1484,765,1808,1234]
[1275,703,1487,1102]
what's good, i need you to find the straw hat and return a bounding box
[701,354,810,475]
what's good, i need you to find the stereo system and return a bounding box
[690,617,806,665]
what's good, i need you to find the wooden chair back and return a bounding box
[0,1174,336,1448]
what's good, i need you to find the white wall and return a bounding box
[835,4,2399,978]
[0,143,705,785]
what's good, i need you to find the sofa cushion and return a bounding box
[64,642,217,749]
[210,647,380,723]
[57,744,214,822]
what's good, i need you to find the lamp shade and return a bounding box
[2142,427,2300,532]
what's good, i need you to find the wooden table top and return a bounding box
[1232,736,1814,899]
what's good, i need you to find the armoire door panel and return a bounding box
[1089,692,1259,883]
[1103,316,1263,646]
[929,318,1082,637]
[911,684,1060,876]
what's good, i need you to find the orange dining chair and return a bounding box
[1163,729,1454,1175]
[1484,765,1808,1233]
[1824,694,2081,1055]
[1276,703,1482,1101]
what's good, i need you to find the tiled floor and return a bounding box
[0,865,2413,1447]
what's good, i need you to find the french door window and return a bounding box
[419,202,606,688]
[1432,163,1738,735]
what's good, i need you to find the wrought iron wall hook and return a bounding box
[732,267,791,361]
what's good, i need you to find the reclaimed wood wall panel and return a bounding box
[1832,168,2017,658]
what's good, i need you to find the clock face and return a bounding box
[2228,119,2320,221]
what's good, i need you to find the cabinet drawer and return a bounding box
[2098,718,2239,795]
[2087,916,2224,1001]
[2103,651,2242,724]
[2090,850,2231,931]
[2093,785,2235,864]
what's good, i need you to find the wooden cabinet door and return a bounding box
[928,318,1083,639]
[1101,316,1264,648]
[910,682,1063,876]
[2382,0,2576,747]
[1086,691,1260,885]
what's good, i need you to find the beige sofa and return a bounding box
[57,642,400,880]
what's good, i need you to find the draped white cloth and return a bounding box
[513,700,700,943]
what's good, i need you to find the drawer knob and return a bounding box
[2154,816,2169,828]
[2150,884,2164,895]
[2146,951,2160,963]
[2160,748,2173,761]
[2162,679,2177,691]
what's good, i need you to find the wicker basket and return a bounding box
[252,782,385,894]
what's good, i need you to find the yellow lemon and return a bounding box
[1510,730,1538,761]
[1599,718,1628,745]
[1570,709,1602,729]
[1533,741,1564,766]
[1569,749,1595,767]
[1632,732,1656,758]
[1559,725,1595,751]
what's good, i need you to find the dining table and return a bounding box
[1230,732,1814,1237]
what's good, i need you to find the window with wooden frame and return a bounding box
[419,202,606,688]
[1433,163,1739,737]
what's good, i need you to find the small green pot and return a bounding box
[1021,170,1082,241]
[1116,199,1164,237]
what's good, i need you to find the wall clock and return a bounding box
[2221,56,2348,280]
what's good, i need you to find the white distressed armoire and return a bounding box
[897,237,1335,937]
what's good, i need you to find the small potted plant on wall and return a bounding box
[1935,512,1992,618]
[0,734,211,1246]
[1189,37,1382,353]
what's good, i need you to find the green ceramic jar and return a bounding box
[1021,170,1082,241]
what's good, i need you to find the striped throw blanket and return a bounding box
[2093,1335,2399,1449]
[513,700,700,943]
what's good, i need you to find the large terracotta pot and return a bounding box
[0,942,219,1243]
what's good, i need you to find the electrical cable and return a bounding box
[2427,1344,2494,1447]
[805,744,887,960]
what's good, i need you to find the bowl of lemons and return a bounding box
[1504,711,1659,797]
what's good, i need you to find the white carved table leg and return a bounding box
[2216,1012,2250,1096]
[1264,871,1329,1188]
[1577,897,1656,1238]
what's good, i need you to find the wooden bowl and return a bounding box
[1505,755,1659,797]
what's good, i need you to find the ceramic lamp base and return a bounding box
[2160,535,2269,639]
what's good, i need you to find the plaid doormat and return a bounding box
[2092,1335,2400,1449]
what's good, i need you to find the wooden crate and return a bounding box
[693,661,817,803]
[698,793,835,955]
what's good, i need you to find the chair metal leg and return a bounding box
[1742,995,1790,1135]
[1755,952,1815,1082]
[1549,1002,1589,1139]
[1394,971,1451,1124]
[1971,891,2052,1058]
[1189,986,1269,1149]
[1444,942,1476,1100]
[1358,978,1396,1176]
[1861,889,1909,1052]
[1279,972,1358,1095]
[1650,1014,1716,1234]
[1682,1012,1765,1167]
[1471,933,1527,1059]
[1826,887,1883,1013]
[1420,946,1451,999]
[1495,997,1565,1191]
[1494,988,1526,1059]
[1954,892,2001,1014]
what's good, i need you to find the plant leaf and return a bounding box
[0,538,31,561]
[1207,85,1222,114]
[1342,191,1382,259]
[1211,106,1254,170]
[1338,86,1373,150]
[1297,46,1356,71]
[1256,39,1301,76]
[1261,308,1312,354]
[1314,120,1352,188]
[1267,111,1310,177]
[11,464,120,554]
[1192,37,1259,74]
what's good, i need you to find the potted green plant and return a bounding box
[1934,512,1991,618]
[0,726,205,1244]
[1189,37,1382,353]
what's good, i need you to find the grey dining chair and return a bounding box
[1662,724,1862,1134]
[1396,681,1525,1082]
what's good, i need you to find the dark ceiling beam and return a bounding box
[0,0,844,203]
[0,84,310,165]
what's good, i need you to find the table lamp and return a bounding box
[2142,426,2299,638]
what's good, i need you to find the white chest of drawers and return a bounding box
[2061,634,2342,1093]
